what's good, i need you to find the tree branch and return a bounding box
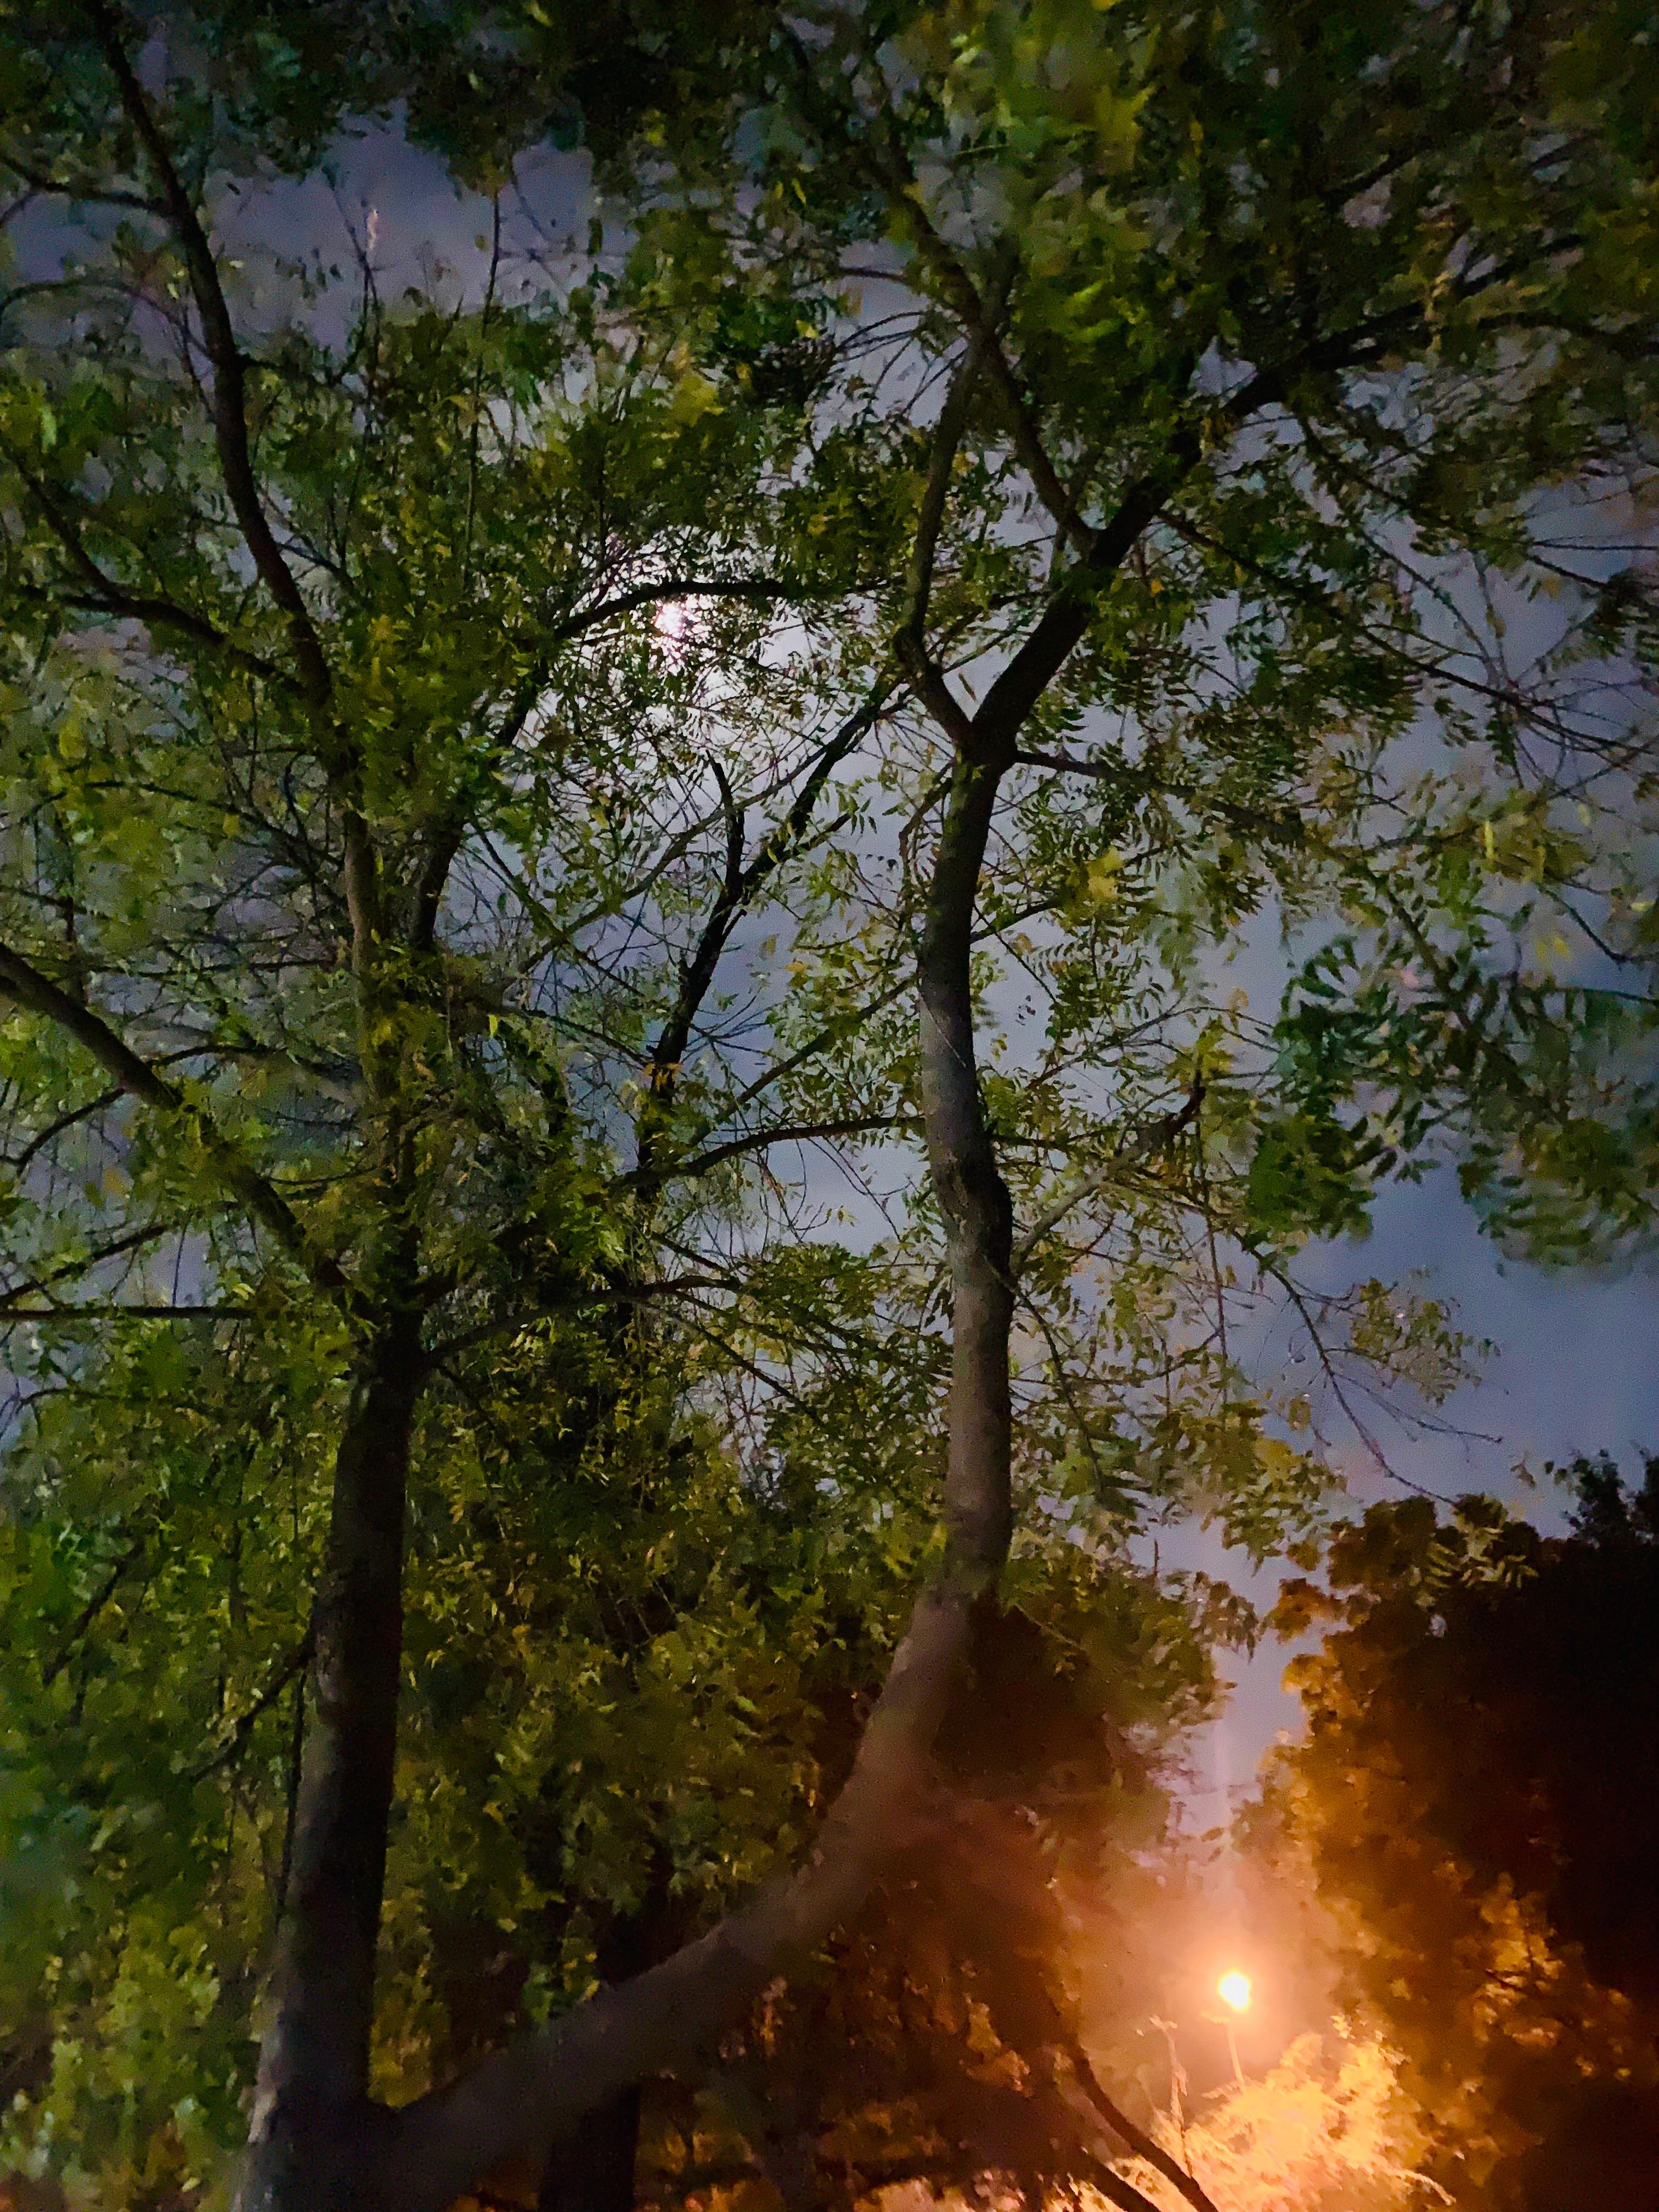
[631,1113,918,1188]
[0,143,165,213]
[187,1624,317,1784]
[1013,1083,1204,1273]
[83,0,331,704]
[0,939,345,1296]
[40,1532,147,1687]
[0,428,290,682]
[633,685,896,1182]
[546,576,802,647]
[421,1273,741,1368]
[83,0,385,967]
[0,1085,119,1176]
[0,1303,252,1321]
[1064,2036,1221,2212]
[863,157,1096,566]
[0,1219,177,1315]
[368,1587,977,2209]
[1086,2158,1179,2212]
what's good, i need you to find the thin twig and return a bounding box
[187,1624,316,1784]
[41,1533,147,1687]
[1013,1082,1203,1272]
[0,939,345,1298]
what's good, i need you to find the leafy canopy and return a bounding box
[1266,1465,1659,2210]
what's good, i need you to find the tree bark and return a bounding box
[539,2090,642,2212]
[236,1312,423,2210]
[915,742,1017,1588]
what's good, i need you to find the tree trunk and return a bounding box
[225,606,1030,2212]
[534,1883,690,2212]
[915,743,1017,1589]
[235,1312,423,2211]
[538,2091,642,2212]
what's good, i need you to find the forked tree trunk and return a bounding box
[231,719,1020,2209]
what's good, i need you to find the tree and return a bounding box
[639,1592,1231,2212]
[1264,1465,1659,2209]
[1124,2030,1439,2212]
[0,1,1655,2207]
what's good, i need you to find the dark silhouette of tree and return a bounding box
[1266,1462,1659,2210]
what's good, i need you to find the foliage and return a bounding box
[1262,1463,1659,2209]
[1124,2030,1440,2212]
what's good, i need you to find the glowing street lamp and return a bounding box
[1216,1971,1251,2087]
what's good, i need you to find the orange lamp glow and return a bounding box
[1217,1970,1252,2013]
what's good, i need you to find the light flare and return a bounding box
[1218,1970,1252,2013]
